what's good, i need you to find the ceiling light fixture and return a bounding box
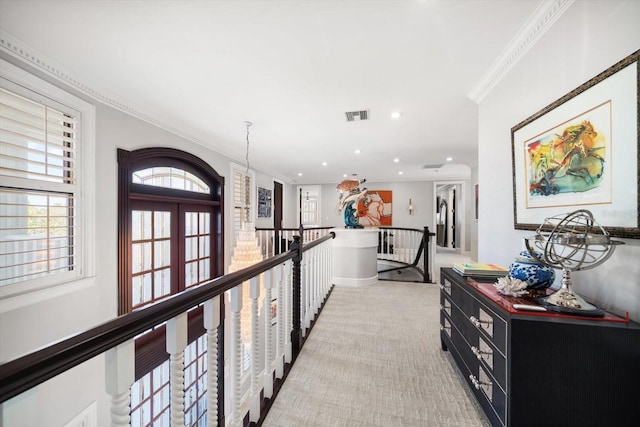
[399,171,404,175]
[446,157,453,162]
[394,158,400,163]
[298,172,303,177]
[391,111,402,119]
[355,149,361,154]
[322,161,328,166]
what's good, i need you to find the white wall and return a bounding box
[478,0,640,321]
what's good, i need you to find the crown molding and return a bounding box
[0,31,300,183]
[467,0,574,104]
[0,31,218,150]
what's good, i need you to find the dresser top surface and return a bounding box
[441,267,637,326]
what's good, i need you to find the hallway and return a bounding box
[262,280,489,427]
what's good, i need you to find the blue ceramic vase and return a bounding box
[508,250,555,291]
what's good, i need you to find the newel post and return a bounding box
[290,234,303,358]
[423,226,431,283]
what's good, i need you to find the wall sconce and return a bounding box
[408,198,415,215]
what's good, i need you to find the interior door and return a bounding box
[273,181,283,254]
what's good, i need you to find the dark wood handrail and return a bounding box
[0,233,335,403]
[255,226,335,231]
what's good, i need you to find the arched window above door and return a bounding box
[117,147,224,315]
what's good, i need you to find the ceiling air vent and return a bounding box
[422,164,443,170]
[345,110,369,122]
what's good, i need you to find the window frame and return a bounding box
[117,147,224,315]
[0,59,96,309]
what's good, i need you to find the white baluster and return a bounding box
[275,264,285,378]
[249,276,261,423]
[411,231,417,263]
[300,255,307,337]
[105,340,134,427]
[323,244,329,298]
[166,313,188,427]
[309,251,317,320]
[230,286,243,427]
[284,260,293,364]
[305,254,312,329]
[316,247,321,313]
[204,296,221,427]
[264,269,274,398]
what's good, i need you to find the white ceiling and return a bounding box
[0,0,555,184]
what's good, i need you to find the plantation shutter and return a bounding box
[0,85,78,286]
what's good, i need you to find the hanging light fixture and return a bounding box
[229,121,262,273]
[242,121,252,225]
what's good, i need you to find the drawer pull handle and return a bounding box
[469,315,492,328]
[469,374,492,390]
[471,345,493,360]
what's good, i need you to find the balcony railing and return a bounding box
[256,225,435,284]
[0,232,335,427]
[376,226,435,283]
[255,226,334,258]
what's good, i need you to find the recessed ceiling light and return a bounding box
[391,111,402,119]
[398,171,404,175]
[322,161,328,166]
[343,174,348,178]
[355,149,361,154]
[446,157,453,162]
[297,172,303,176]
[394,158,400,163]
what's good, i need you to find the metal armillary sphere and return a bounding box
[525,209,624,317]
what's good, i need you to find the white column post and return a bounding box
[300,254,308,337]
[263,269,274,398]
[275,263,285,378]
[284,260,293,364]
[230,286,243,427]
[105,340,135,427]
[204,296,221,427]
[166,312,188,427]
[249,276,261,423]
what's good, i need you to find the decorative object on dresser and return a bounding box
[525,209,623,317]
[493,276,528,297]
[453,262,508,277]
[439,267,640,427]
[507,250,555,293]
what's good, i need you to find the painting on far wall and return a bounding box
[257,186,272,218]
[358,190,392,226]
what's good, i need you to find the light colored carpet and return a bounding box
[262,281,490,427]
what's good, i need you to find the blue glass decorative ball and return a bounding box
[508,251,555,290]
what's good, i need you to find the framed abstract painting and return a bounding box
[358,190,393,226]
[511,50,639,239]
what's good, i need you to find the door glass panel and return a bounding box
[131,208,171,308]
[185,237,197,262]
[154,211,171,239]
[184,210,211,288]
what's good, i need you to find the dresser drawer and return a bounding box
[469,364,507,426]
[469,293,508,356]
[446,322,507,427]
[450,307,507,391]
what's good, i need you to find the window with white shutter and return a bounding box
[0,60,95,297]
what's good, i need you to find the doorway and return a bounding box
[433,182,465,254]
[432,181,470,283]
